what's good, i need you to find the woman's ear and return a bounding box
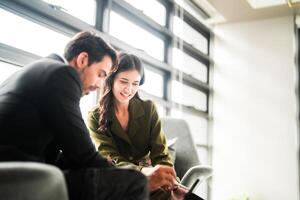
[76,52,89,69]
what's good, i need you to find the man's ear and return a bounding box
[76,52,89,69]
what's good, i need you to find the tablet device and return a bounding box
[184,178,205,200]
[188,178,200,193]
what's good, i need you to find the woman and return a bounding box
[88,53,187,199]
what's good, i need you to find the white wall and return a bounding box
[211,16,299,200]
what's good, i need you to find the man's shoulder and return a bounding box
[30,57,70,73]
[27,57,79,83]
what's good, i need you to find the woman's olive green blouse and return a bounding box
[87,98,173,171]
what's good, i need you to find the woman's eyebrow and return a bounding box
[119,78,140,82]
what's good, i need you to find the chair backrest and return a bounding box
[161,117,200,179]
[0,162,68,200]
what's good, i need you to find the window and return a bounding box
[0,8,70,57]
[80,91,97,124]
[172,47,208,82]
[174,0,207,23]
[140,68,164,98]
[173,16,208,54]
[171,80,207,111]
[196,147,208,165]
[0,62,21,84]
[123,0,166,26]
[42,0,96,25]
[155,103,166,116]
[171,108,208,145]
[109,11,164,61]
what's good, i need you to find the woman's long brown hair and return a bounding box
[98,52,145,134]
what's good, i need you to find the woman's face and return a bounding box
[112,69,141,105]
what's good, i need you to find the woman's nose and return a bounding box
[124,85,131,93]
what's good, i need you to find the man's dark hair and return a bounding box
[64,31,118,70]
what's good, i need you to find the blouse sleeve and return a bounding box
[148,101,174,167]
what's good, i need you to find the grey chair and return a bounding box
[161,117,212,188]
[0,162,68,200]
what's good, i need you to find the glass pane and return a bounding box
[155,104,166,117]
[174,0,206,23]
[0,62,21,84]
[123,0,166,26]
[80,91,97,124]
[172,47,208,82]
[196,146,208,165]
[0,8,70,57]
[109,11,164,61]
[173,16,208,54]
[140,68,164,98]
[42,0,96,25]
[171,80,207,111]
[171,108,208,145]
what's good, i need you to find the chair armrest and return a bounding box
[180,165,213,188]
[0,162,68,200]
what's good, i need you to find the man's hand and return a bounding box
[141,165,177,191]
[172,183,188,200]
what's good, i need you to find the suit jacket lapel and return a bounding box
[110,98,145,145]
[111,114,132,145]
[128,98,145,139]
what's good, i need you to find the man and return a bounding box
[0,31,148,200]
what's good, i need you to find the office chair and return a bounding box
[161,117,212,188]
[0,162,68,200]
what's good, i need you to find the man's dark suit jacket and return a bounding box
[0,54,109,168]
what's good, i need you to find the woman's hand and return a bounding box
[141,164,177,191]
[172,183,188,200]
